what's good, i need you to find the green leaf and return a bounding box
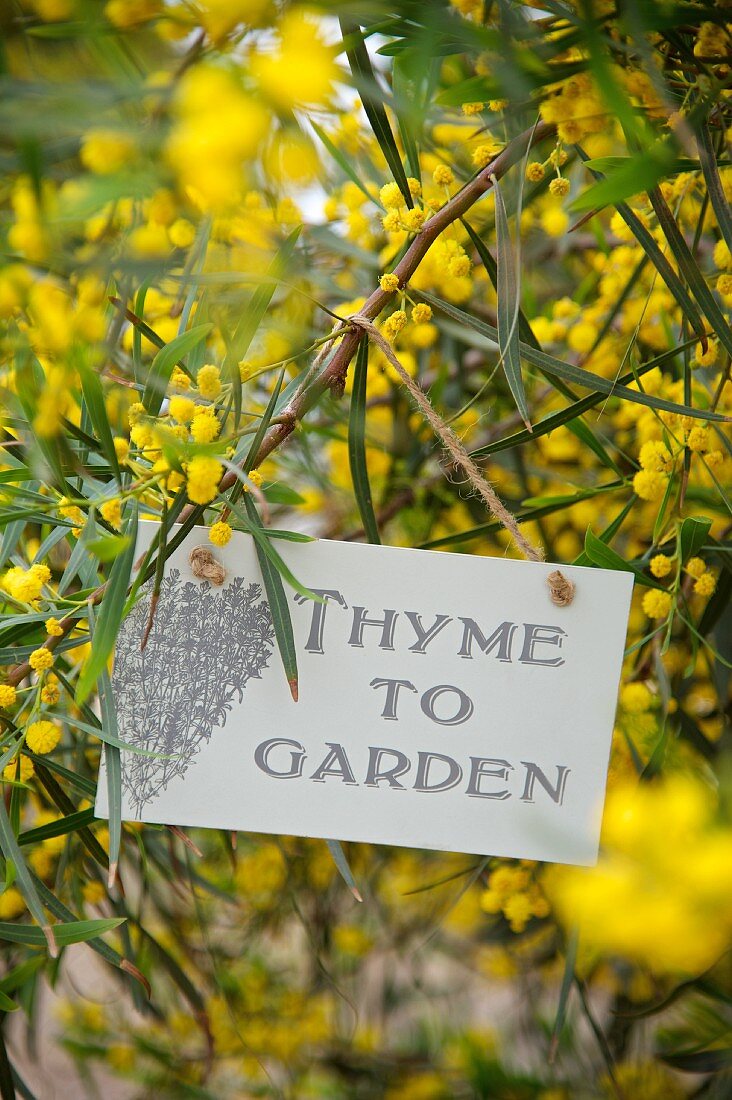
[242,495,299,701]
[419,291,729,423]
[679,516,712,562]
[86,534,131,562]
[0,990,18,1013]
[78,362,120,482]
[649,185,732,361]
[325,840,363,902]
[76,503,138,705]
[0,796,55,956]
[584,527,647,584]
[696,121,732,253]
[348,340,381,544]
[576,147,708,348]
[340,19,413,207]
[493,175,530,428]
[549,927,579,1061]
[571,145,673,212]
[19,809,95,847]
[0,918,124,948]
[142,323,213,416]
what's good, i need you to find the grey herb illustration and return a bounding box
[113,567,275,816]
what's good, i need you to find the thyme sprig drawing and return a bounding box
[114,568,274,814]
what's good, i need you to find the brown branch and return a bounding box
[5,122,555,689]
[180,120,556,515]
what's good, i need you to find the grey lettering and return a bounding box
[349,607,399,650]
[364,746,411,788]
[370,677,418,719]
[519,624,566,667]
[420,684,474,726]
[294,589,348,654]
[254,738,306,779]
[520,762,570,804]
[310,743,357,784]
[414,751,463,793]
[466,757,513,799]
[405,611,453,654]
[458,618,516,661]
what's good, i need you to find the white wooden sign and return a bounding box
[95,520,633,865]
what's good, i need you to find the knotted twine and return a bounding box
[190,546,226,586]
[341,315,575,608]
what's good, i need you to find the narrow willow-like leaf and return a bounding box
[142,323,213,416]
[87,600,122,885]
[243,495,298,701]
[32,761,108,870]
[649,185,732,361]
[326,840,363,902]
[78,362,120,482]
[419,291,728,423]
[549,927,579,1062]
[0,795,55,956]
[348,340,381,544]
[697,121,732,253]
[19,809,95,847]
[420,481,627,550]
[76,502,138,705]
[576,148,708,347]
[0,918,124,947]
[340,18,413,207]
[493,175,530,428]
[585,527,652,585]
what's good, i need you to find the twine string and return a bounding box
[341,314,575,605]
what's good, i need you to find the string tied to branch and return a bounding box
[343,313,575,606]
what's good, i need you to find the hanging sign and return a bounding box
[96,520,633,865]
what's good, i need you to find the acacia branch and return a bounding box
[7,122,554,687]
[190,119,556,503]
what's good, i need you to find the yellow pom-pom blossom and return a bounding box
[45,617,63,637]
[25,720,61,754]
[3,755,34,783]
[100,498,122,529]
[0,887,25,920]
[379,273,400,293]
[209,521,233,547]
[549,175,570,197]
[113,437,129,463]
[3,563,51,603]
[650,554,672,578]
[694,572,716,597]
[432,165,454,186]
[190,408,221,443]
[685,557,706,579]
[251,10,337,110]
[196,364,222,400]
[526,162,545,182]
[632,469,666,501]
[642,589,673,620]
[548,775,732,974]
[379,182,403,209]
[411,303,432,325]
[80,129,135,175]
[40,675,60,706]
[185,455,223,505]
[29,647,54,672]
[169,395,196,423]
[0,685,17,708]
